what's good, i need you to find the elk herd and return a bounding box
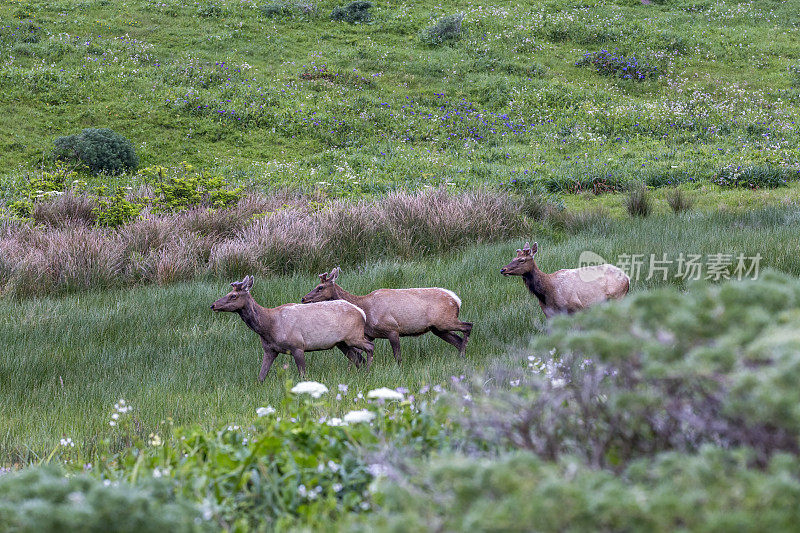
[211,242,630,381]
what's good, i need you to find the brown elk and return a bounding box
[301,267,472,364]
[211,275,374,380]
[501,242,629,319]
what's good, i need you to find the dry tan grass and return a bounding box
[1,189,532,296]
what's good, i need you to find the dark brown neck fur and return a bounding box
[522,261,552,305]
[237,297,272,338]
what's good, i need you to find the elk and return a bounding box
[210,275,374,380]
[301,267,472,365]
[500,242,629,319]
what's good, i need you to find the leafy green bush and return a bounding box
[420,14,465,46]
[330,1,371,23]
[362,449,800,532]
[92,386,444,530]
[53,128,138,175]
[93,188,142,228]
[456,272,800,468]
[140,163,243,213]
[0,467,204,532]
[711,164,798,188]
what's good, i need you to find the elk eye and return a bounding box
[231,294,238,299]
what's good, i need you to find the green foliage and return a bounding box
[790,63,800,87]
[93,188,142,228]
[363,449,800,532]
[458,272,800,468]
[421,14,465,46]
[53,129,138,176]
[141,163,243,213]
[330,1,372,24]
[260,1,317,19]
[576,49,660,81]
[0,467,204,532]
[711,164,799,188]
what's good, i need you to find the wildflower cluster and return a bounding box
[711,164,798,188]
[576,49,659,81]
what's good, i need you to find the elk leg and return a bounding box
[431,328,464,352]
[386,331,402,366]
[354,338,374,372]
[291,348,307,377]
[457,321,473,356]
[259,347,278,382]
[337,342,363,369]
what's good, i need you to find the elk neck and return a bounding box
[333,284,368,308]
[522,260,553,305]
[237,297,273,337]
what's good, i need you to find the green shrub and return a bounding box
[711,164,798,188]
[0,467,204,532]
[53,128,138,175]
[330,1,371,24]
[362,449,800,532]
[140,164,243,213]
[456,272,800,468]
[93,188,142,228]
[420,14,464,46]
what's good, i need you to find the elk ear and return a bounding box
[230,281,243,290]
[330,267,340,283]
[531,242,538,255]
[522,242,532,256]
[318,271,329,282]
[242,275,254,292]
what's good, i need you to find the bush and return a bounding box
[711,164,798,189]
[576,49,660,81]
[140,163,243,213]
[330,1,371,23]
[53,128,138,175]
[666,188,693,213]
[0,467,204,532]
[625,183,652,217]
[362,449,800,532]
[93,189,142,228]
[456,272,800,468]
[420,14,465,45]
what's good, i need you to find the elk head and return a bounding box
[211,275,254,312]
[500,242,537,276]
[301,267,340,303]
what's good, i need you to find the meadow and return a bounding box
[3,0,800,530]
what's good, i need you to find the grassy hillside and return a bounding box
[2,0,799,195]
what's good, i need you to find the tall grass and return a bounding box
[2,206,800,463]
[0,189,531,297]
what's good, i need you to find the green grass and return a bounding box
[3,206,800,464]
[1,0,799,197]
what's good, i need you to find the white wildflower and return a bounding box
[60,438,75,447]
[327,417,346,427]
[367,387,404,401]
[290,381,329,398]
[256,406,276,417]
[551,378,567,389]
[343,409,375,424]
[333,483,343,492]
[327,460,339,472]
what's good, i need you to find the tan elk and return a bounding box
[211,275,374,380]
[501,242,629,319]
[301,267,472,364]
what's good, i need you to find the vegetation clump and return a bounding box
[711,164,797,189]
[576,49,659,80]
[330,1,372,24]
[420,14,465,45]
[625,182,651,217]
[53,128,138,175]
[666,187,693,213]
